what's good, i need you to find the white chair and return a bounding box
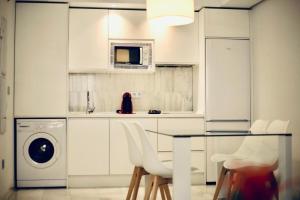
[132,122,172,200]
[223,120,290,169]
[119,121,149,200]
[211,119,270,200]
[213,120,290,200]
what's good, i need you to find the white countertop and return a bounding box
[68,112,204,118]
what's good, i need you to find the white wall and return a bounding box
[0,0,15,198]
[250,0,300,180]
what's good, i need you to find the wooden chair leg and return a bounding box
[127,166,138,200]
[144,175,154,200]
[163,184,172,200]
[159,185,166,200]
[150,176,159,200]
[132,167,143,200]
[213,166,228,200]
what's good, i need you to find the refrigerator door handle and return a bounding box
[206,119,250,122]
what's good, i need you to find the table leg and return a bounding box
[278,135,292,200]
[173,137,191,200]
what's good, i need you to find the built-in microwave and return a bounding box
[109,40,154,71]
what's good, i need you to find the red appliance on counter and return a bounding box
[117,92,133,114]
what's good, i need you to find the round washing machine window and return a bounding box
[23,132,60,169]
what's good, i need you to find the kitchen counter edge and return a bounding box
[67,112,204,118]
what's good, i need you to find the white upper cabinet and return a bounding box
[15,3,68,117]
[108,10,152,40]
[69,8,109,72]
[154,13,199,64]
[204,8,249,38]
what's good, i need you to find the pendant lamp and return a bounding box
[147,0,194,26]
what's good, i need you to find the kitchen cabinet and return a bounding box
[68,118,109,175]
[203,8,249,38]
[110,118,157,175]
[15,3,68,116]
[69,8,109,72]
[154,13,199,64]
[157,118,205,152]
[108,10,152,40]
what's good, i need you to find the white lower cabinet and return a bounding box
[158,118,205,151]
[67,117,205,182]
[68,118,109,175]
[109,118,157,175]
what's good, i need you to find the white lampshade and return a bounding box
[147,0,194,26]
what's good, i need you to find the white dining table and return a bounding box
[146,130,292,200]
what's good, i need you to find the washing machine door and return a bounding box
[23,132,60,169]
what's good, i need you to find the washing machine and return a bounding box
[16,119,66,188]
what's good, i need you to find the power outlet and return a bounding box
[1,159,4,170]
[130,91,142,99]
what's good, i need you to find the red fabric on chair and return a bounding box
[232,166,278,200]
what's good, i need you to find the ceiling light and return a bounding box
[147,0,194,26]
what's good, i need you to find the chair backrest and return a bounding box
[119,121,143,167]
[131,122,163,174]
[261,120,290,160]
[249,119,270,134]
[234,120,270,157]
[239,120,289,166]
[266,120,290,133]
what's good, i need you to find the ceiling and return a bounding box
[69,0,264,9]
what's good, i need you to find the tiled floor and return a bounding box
[6,185,216,200]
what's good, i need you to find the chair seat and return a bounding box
[224,154,277,170]
[146,161,173,178]
[149,160,201,178]
[211,153,247,163]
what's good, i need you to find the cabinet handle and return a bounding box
[206,119,249,122]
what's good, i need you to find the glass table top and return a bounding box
[146,129,292,137]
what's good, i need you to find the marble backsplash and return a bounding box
[69,66,193,112]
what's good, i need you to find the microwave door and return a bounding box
[129,47,140,64]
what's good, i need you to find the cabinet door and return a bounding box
[69,8,109,71]
[109,10,152,39]
[154,13,199,64]
[15,3,67,116]
[110,118,157,175]
[158,118,205,151]
[68,118,109,175]
[204,9,249,38]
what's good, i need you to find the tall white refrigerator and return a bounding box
[205,39,251,182]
